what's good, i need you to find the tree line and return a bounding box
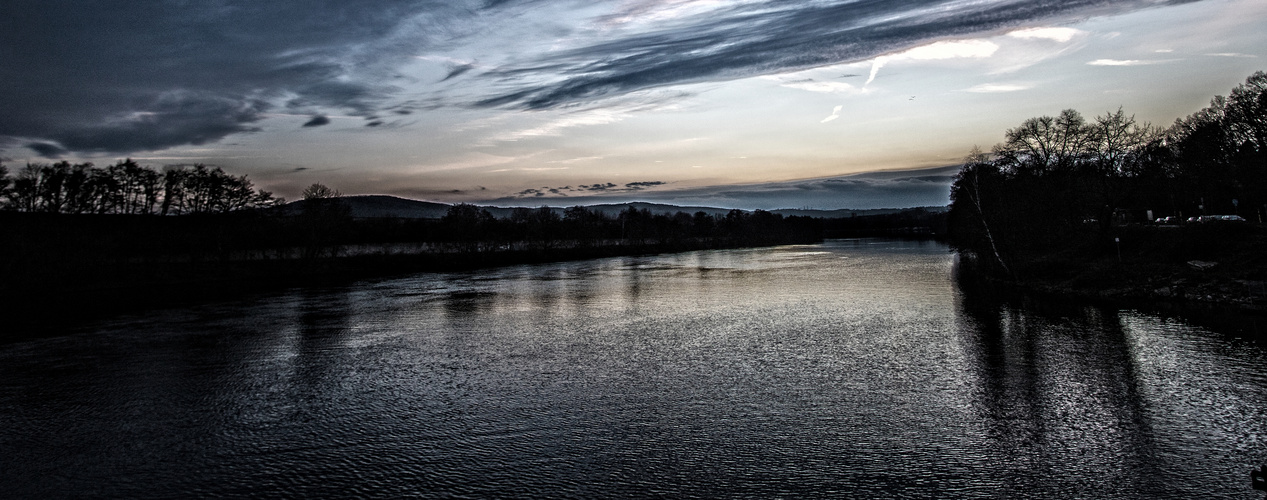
[947,70,1267,276]
[425,203,820,252]
[0,159,280,215]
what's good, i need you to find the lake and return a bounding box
[1,239,1264,498]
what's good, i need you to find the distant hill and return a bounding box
[278,195,947,220]
[770,206,948,218]
[573,202,735,218]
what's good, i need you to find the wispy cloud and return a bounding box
[963,83,1033,93]
[1006,27,1085,43]
[493,91,686,143]
[866,40,1000,85]
[821,105,843,123]
[489,166,571,172]
[547,156,604,164]
[1087,58,1172,66]
[780,80,868,95]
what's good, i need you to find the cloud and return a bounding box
[26,142,68,158]
[1206,52,1257,58]
[1006,27,1085,43]
[963,83,1033,93]
[1087,58,1170,66]
[546,156,603,164]
[780,80,867,95]
[579,183,618,191]
[302,115,331,127]
[866,40,1000,85]
[505,180,665,198]
[441,63,477,82]
[821,105,843,123]
[20,92,268,156]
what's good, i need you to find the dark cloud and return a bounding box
[579,182,618,191]
[302,115,331,127]
[478,0,1199,109]
[0,0,464,156]
[20,93,268,155]
[26,142,68,158]
[441,63,477,82]
[509,180,665,198]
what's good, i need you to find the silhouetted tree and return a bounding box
[442,203,496,251]
[302,183,340,200]
[994,109,1090,174]
[948,70,1267,278]
[0,163,10,208]
[299,183,351,257]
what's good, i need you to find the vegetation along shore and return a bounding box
[947,71,1267,314]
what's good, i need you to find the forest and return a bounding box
[947,71,1267,303]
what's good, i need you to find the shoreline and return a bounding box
[2,236,820,342]
[954,252,1267,341]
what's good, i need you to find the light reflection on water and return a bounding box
[0,239,1264,498]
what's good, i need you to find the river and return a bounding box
[1,239,1264,498]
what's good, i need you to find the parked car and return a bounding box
[1154,216,1180,224]
[1189,215,1246,223]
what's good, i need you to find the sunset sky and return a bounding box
[2,0,1264,209]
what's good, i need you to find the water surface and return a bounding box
[1,239,1264,498]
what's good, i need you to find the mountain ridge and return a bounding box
[280,195,946,220]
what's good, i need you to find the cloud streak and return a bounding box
[478,0,1190,109]
[821,105,843,123]
[1087,58,1172,66]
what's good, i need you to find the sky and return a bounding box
[1,0,1264,209]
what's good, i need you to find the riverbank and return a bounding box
[954,223,1267,339]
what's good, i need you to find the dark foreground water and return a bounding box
[2,239,1265,498]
